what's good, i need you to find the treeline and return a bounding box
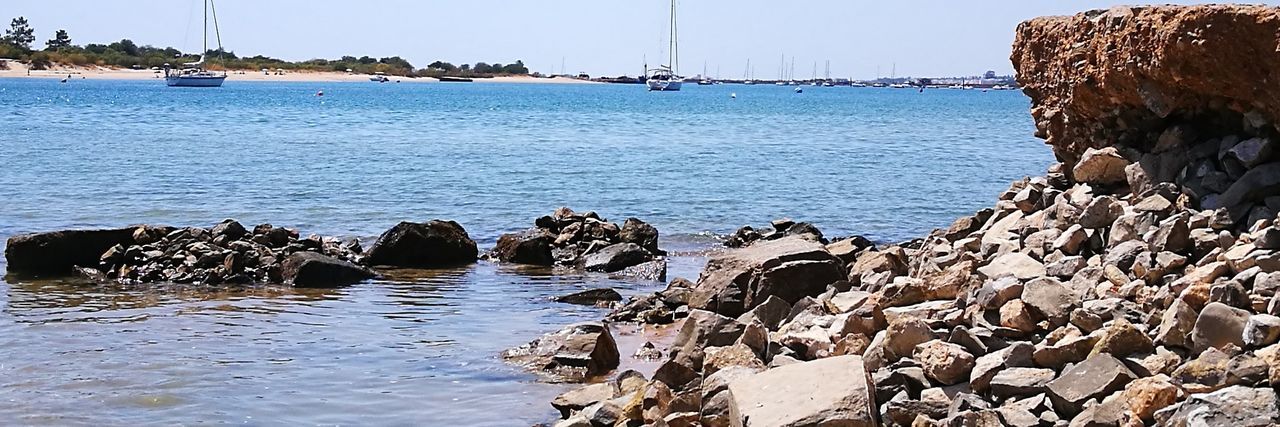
[0,16,531,77]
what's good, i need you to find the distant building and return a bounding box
[983,70,997,79]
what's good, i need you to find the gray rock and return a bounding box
[689,236,843,317]
[1079,196,1125,229]
[581,243,653,273]
[364,220,479,267]
[555,288,623,306]
[1046,354,1137,415]
[1192,302,1251,353]
[989,367,1056,399]
[1156,385,1280,427]
[1021,277,1079,326]
[502,322,620,382]
[1244,314,1280,348]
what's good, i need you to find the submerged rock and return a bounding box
[5,227,142,275]
[554,288,623,306]
[280,251,375,287]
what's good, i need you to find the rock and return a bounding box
[726,355,876,427]
[1156,385,1280,427]
[689,236,843,317]
[553,383,616,418]
[1046,354,1137,415]
[1079,196,1125,228]
[1072,147,1130,184]
[5,227,139,275]
[1244,314,1280,348]
[494,228,555,265]
[1089,318,1154,358]
[977,252,1046,280]
[989,367,1055,399]
[211,219,247,240]
[1221,162,1280,209]
[619,218,661,255]
[1120,375,1179,423]
[668,310,745,371]
[555,288,623,306]
[280,252,375,287]
[1191,302,1250,353]
[703,343,764,376]
[913,339,976,385]
[581,243,653,273]
[502,322,620,382]
[882,317,935,362]
[1021,277,1080,326]
[826,236,874,264]
[1228,137,1275,168]
[364,220,478,268]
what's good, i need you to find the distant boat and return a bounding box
[890,83,910,89]
[166,0,227,87]
[794,87,803,93]
[646,0,682,91]
[437,76,473,82]
[369,72,389,82]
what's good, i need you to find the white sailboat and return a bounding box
[165,0,227,87]
[646,0,682,92]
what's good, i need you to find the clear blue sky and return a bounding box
[3,0,1263,78]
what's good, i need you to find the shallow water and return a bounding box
[0,79,1049,425]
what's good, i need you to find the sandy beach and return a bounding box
[0,62,599,84]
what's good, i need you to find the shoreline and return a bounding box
[0,64,600,85]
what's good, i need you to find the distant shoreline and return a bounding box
[0,63,600,85]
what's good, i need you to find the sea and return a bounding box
[0,78,1050,425]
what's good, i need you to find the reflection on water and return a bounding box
[0,258,704,425]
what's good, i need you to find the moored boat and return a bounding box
[165,0,227,88]
[646,0,683,91]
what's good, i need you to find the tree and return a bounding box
[108,39,139,56]
[45,29,70,50]
[3,16,35,50]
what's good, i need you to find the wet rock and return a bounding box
[5,227,139,275]
[618,218,661,255]
[552,383,616,418]
[280,252,375,287]
[726,355,876,427]
[364,220,478,268]
[502,322,620,382]
[581,243,652,273]
[555,288,623,306]
[211,219,248,240]
[494,228,555,265]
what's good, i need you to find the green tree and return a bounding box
[108,39,139,56]
[45,29,71,50]
[3,16,35,50]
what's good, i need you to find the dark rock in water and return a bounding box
[619,218,662,255]
[725,219,828,248]
[281,252,375,287]
[555,288,623,306]
[581,243,652,273]
[725,226,762,248]
[494,228,555,266]
[5,227,139,275]
[783,222,827,243]
[363,220,478,268]
[502,321,620,382]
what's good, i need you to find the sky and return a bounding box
[3,0,1271,79]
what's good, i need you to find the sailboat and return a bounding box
[646,0,682,91]
[165,0,227,87]
[698,62,712,85]
[743,59,754,85]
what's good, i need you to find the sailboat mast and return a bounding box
[669,0,678,74]
[203,0,208,57]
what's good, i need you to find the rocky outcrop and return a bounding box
[363,220,478,268]
[724,218,832,248]
[8,220,368,286]
[490,207,667,280]
[1012,5,1280,174]
[689,235,845,317]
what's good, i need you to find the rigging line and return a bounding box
[182,0,195,55]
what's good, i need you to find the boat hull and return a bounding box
[647,80,682,91]
[166,75,226,87]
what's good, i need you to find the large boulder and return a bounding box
[502,322,620,382]
[494,228,555,266]
[5,227,139,275]
[618,218,661,255]
[1156,386,1280,427]
[689,236,843,317]
[280,251,375,287]
[726,355,876,426]
[363,220,478,268]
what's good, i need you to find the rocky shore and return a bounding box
[530,5,1280,427]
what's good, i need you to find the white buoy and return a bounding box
[316,90,324,97]
[730,92,736,99]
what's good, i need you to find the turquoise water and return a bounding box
[0,78,1049,425]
